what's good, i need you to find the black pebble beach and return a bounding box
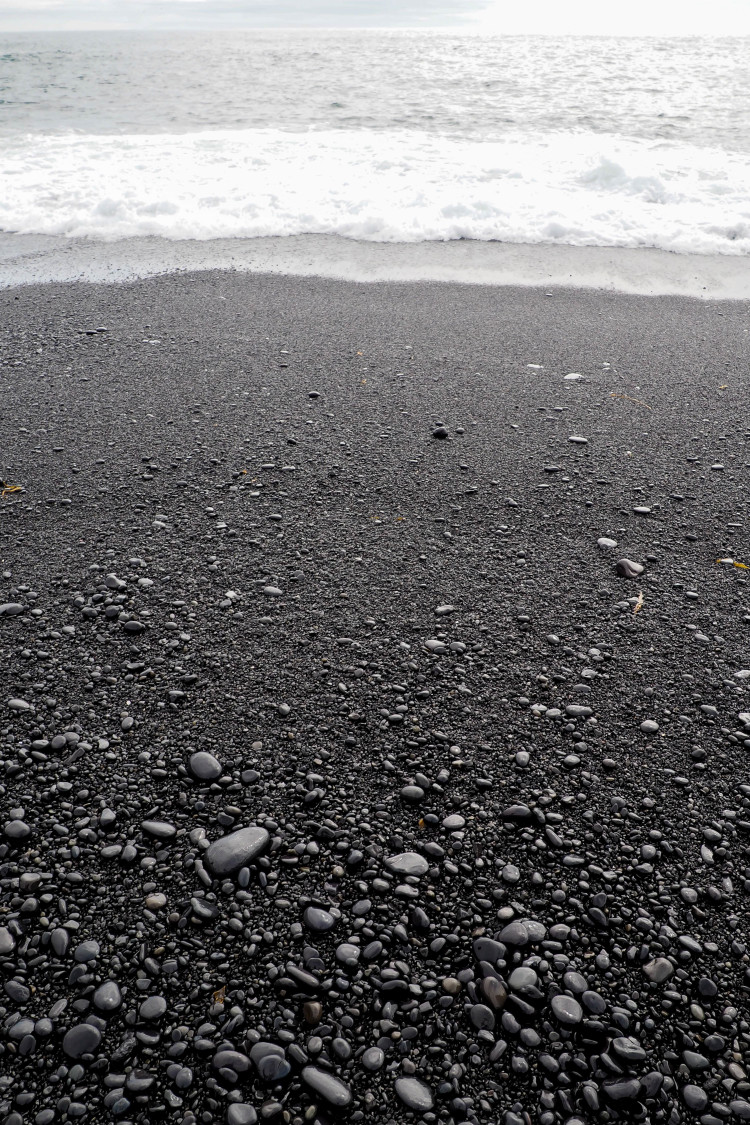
[1,271,750,1125]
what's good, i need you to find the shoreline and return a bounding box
[2,231,749,299]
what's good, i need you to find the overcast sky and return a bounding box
[2,0,749,35]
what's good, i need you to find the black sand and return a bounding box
[1,272,750,1125]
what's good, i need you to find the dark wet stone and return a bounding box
[563,971,587,994]
[189,751,222,780]
[0,603,26,616]
[385,851,429,876]
[499,921,530,946]
[127,1070,155,1093]
[473,937,506,963]
[683,1086,709,1112]
[250,1043,290,1083]
[395,1076,434,1111]
[582,990,606,1015]
[551,994,583,1024]
[640,1072,664,1098]
[611,1036,647,1063]
[502,804,532,823]
[62,1023,102,1058]
[93,980,122,1012]
[303,906,336,933]
[400,785,425,803]
[362,1047,385,1071]
[52,928,70,956]
[604,1079,641,1102]
[698,976,718,998]
[301,1066,352,1107]
[213,1050,251,1073]
[227,1106,258,1125]
[141,820,176,840]
[643,957,673,982]
[4,820,31,841]
[616,558,644,578]
[0,927,16,955]
[5,980,29,1003]
[139,995,167,1021]
[303,1001,323,1025]
[509,967,538,994]
[481,977,508,1009]
[74,939,100,963]
[683,1050,709,1071]
[205,826,270,876]
[335,942,360,967]
[469,1003,495,1031]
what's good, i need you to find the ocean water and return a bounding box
[1,30,749,256]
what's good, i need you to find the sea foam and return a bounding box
[1,128,748,255]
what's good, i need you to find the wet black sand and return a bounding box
[1,271,750,1125]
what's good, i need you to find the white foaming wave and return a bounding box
[1,128,749,255]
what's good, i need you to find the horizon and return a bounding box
[3,24,750,36]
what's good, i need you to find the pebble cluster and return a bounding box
[1,275,749,1125]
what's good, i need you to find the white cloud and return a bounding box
[473,0,750,34]
[1,0,749,33]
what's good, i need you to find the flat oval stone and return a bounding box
[141,820,176,840]
[62,1023,102,1058]
[563,971,587,994]
[189,751,222,780]
[227,1106,258,1125]
[551,994,583,1024]
[4,820,31,841]
[395,1077,434,1111]
[205,826,270,876]
[400,785,425,803]
[301,1066,352,1107]
[7,698,32,711]
[683,1086,708,1112]
[385,852,429,877]
[139,995,167,1021]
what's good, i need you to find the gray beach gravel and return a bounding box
[1,271,749,1125]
